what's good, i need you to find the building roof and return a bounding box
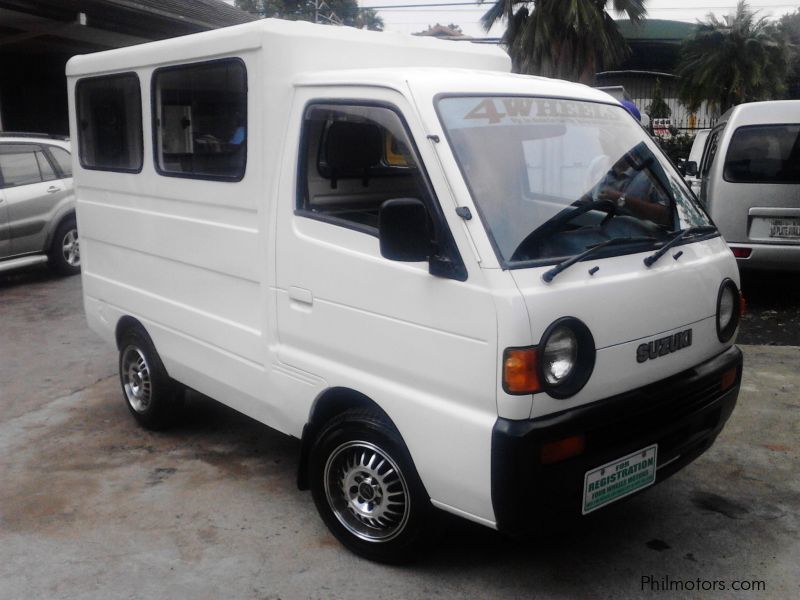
[102,0,257,29]
[615,19,697,43]
[0,0,257,55]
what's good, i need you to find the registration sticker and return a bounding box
[582,445,658,515]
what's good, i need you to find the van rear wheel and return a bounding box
[118,328,180,430]
[309,408,434,563]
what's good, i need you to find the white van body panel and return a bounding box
[69,22,510,526]
[274,85,501,522]
[509,236,738,418]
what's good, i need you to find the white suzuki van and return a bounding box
[67,19,743,562]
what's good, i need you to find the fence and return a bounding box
[595,72,718,135]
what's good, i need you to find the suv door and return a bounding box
[0,143,68,257]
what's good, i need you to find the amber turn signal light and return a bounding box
[541,434,586,465]
[502,347,541,394]
[720,367,738,393]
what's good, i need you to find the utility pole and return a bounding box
[314,0,343,25]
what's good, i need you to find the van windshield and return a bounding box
[437,96,712,266]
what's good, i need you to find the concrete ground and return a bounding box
[1,268,798,600]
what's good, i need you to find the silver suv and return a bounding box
[0,134,79,276]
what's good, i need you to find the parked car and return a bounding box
[0,134,78,276]
[681,128,710,195]
[693,101,800,271]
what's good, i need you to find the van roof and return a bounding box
[66,18,510,78]
[718,100,800,128]
[295,67,618,104]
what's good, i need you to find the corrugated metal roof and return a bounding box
[106,0,257,28]
[615,19,697,42]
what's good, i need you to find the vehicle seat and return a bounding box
[325,121,383,189]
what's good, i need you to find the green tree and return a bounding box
[646,79,671,119]
[235,0,383,31]
[480,1,647,83]
[778,9,800,80]
[676,1,789,114]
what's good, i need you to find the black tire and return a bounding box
[49,217,81,276]
[309,408,435,563]
[118,327,180,430]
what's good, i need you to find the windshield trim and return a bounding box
[434,92,715,270]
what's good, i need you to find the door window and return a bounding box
[0,147,42,188]
[36,151,57,182]
[297,103,427,234]
[700,129,722,177]
[48,146,73,178]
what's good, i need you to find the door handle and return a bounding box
[288,286,313,306]
[47,186,61,193]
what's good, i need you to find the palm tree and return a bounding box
[480,1,647,83]
[676,1,789,114]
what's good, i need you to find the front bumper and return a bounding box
[491,345,743,535]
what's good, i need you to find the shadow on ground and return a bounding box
[738,270,800,345]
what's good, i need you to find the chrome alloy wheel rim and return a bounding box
[62,229,80,267]
[121,346,152,413]
[324,440,410,542]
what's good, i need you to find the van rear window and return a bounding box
[152,58,247,181]
[76,73,143,172]
[724,124,800,183]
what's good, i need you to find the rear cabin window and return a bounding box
[76,73,143,172]
[297,103,428,233]
[724,124,800,183]
[0,145,57,188]
[152,59,247,181]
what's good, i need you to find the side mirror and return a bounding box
[379,198,431,262]
[684,160,698,177]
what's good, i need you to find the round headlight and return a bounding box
[542,326,578,385]
[538,318,596,399]
[716,279,740,342]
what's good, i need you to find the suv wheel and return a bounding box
[49,217,80,276]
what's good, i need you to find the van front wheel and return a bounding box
[118,329,179,430]
[309,409,433,563]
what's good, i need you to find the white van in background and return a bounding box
[696,101,800,271]
[682,128,710,196]
[68,19,743,562]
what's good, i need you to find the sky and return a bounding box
[365,1,800,37]
[223,1,800,37]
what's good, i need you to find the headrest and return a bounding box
[325,121,383,171]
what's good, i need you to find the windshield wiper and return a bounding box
[643,225,718,267]
[543,236,657,283]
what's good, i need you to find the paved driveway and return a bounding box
[1,269,798,599]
